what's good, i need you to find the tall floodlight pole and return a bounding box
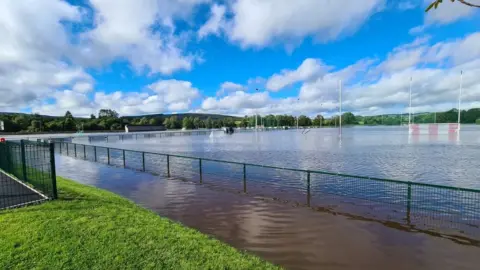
[339,80,342,137]
[457,71,463,132]
[255,113,258,130]
[408,77,412,126]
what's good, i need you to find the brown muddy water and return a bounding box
[56,156,479,270]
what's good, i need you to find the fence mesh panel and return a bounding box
[1,140,57,209]
[56,142,480,237]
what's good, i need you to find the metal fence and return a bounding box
[0,140,57,209]
[55,141,480,237]
[49,128,278,144]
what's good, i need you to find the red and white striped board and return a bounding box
[409,123,460,135]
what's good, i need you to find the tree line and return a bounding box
[1,108,479,133]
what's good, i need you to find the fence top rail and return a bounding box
[58,141,480,194]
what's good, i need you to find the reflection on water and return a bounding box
[56,157,480,270]
[80,126,480,189]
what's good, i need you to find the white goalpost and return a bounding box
[408,71,463,135]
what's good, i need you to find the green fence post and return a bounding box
[243,163,247,193]
[66,143,69,156]
[59,142,62,154]
[3,143,11,173]
[167,154,170,177]
[199,159,203,184]
[20,140,28,182]
[307,171,311,207]
[123,149,126,168]
[107,147,110,165]
[407,182,412,224]
[83,144,86,160]
[49,143,58,199]
[94,146,97,162]
[142,152,146,171]
[74,144,77,158]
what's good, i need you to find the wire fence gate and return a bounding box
[54,141,480,239]
[0,140,57,210]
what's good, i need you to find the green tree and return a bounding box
[28,120,41,132]
[182,117,194,129]
[138,117,149,125]
[13,115,28,129]
[297,115,312,127]
[476,118,480,125]
[110,123,122,130]
[205,117,213,129]
[342,112,356,125]
[45,120,62,131]
[148,117,163,126]
[312,115,324,127]
[90,114,96,119]
[64,111,76,131]
[98,109,119,119]
[166,116,180,129]
[193,117,203,129]
[163,118,170,128]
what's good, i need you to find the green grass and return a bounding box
[0,177,279,270]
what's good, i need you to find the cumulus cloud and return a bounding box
[198,4,227,39]
[198,0,384,48]
[32,90,167,117]
[199,31,480,117]
[148,79,200,111]
[80,0,207,75]
[216,82,245,96]
[1,0,206,114]
[202,91,270,112]
[266,59,331,91]
[0,0,90,110]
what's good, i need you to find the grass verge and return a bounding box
[0,176,279,269]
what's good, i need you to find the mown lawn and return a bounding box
[0,176,279,269]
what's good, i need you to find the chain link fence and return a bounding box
[0,140,57,210]
[55,141,480,238]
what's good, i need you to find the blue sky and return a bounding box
[1,0,479,117]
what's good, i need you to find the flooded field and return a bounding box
[79,126,480,189]
[56,156,480,270]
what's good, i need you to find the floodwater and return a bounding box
[56,156,480,270]
[80,125,480,189]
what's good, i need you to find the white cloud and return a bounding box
[210,0,385,48]
[30,77,205,118]
[377,37,430,73]
[266,59,330,91]
[201,91,270,112]
[397,1,418,10]
[149,79,200,110]
[0,0,89,110]
[299,59,374,101]
[72,82,94,93]
[409,25,426,35]
[198,31,480,117]
[80,0,207,75]
[217,81,245,96]
[198,4,227,39]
